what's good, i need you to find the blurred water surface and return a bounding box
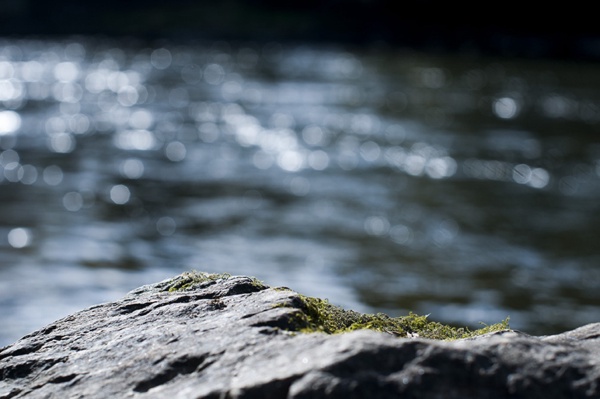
[1,38,600,346]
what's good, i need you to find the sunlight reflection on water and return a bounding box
[1,38,600,345]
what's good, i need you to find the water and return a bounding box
[1,38,599,346]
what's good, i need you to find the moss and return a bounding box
[249,277,268,290]
[164,271,232,292]
[164,271,267,292]
[165,271,509,340]
[290,295,510,341]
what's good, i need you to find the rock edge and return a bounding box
[1,273,599,399]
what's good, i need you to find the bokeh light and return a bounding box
[120,158,144,179]
[114,130,156,151]
[165,141,186,162]
[110,184,130,204]
[493,96,520,119]
[0,111,21,135]
[42,165,63,186]
[150,48,172,70]
[63,192,84,212]
[8,228,31,249]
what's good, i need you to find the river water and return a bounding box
[1,38,599,346]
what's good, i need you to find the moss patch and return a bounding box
[163,271,268,292]
[165,271,509,340]
[290,295,510,341]
[249,277,268,290]
[164,271,232,292]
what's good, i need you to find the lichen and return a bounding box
[289,295,510,341]
[164,271,232,292]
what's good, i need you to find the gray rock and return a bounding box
[1,272,599,399]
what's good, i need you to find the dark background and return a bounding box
[2,0,599,61]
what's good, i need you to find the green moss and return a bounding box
[290,295,510,341]
[164,271,232,292]
[164,271,509,340]
[249,277,268,290]
[164,271,268,292]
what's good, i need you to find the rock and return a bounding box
[1,272,599,399]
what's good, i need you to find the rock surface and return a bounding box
[1,273,599,399]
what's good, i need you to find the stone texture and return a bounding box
[1,273,599,399]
